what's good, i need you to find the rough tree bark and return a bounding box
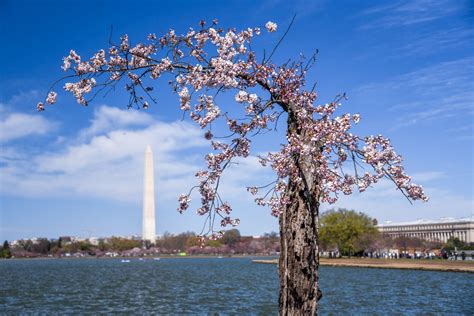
[279,109,321,315]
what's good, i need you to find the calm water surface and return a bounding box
[1,257,473,314]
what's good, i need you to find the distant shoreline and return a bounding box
[1,254,278,261]
[253,258,474,273]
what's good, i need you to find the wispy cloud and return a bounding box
[411,171,445,182]
[395,27,474,58]
[355,57,474,129]
[444,124,474,141]
[359,0,466,29]
[330,178,473,222]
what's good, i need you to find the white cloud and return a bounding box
[1,106,207,202]
[0,91,57,143]
[78,105,154,140]
[0,146,26,164]
[6,90,41,106]
[0,112,57,143]
[0,105,275,207]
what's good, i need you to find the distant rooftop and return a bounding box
[377,216,473,227]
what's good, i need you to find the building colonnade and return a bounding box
[378,218,474,244]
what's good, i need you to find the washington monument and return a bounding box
[142,144,156,241]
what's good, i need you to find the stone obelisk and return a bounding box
[142,145,156,242]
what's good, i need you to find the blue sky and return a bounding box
[0,0,473,241]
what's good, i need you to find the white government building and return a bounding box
[378,216,474,244]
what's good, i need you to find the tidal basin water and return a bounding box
[1,258,473,314]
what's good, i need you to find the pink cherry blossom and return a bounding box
[36,102,45,112]
[46,91,57,105]
[265,21,278,32]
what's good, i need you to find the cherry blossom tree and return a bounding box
[38,19,427,315]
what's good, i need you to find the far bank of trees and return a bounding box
[3,210,472,259]
[3,230,280,258]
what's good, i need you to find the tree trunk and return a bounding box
[279,109,321,315]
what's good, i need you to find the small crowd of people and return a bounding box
[322,249,474,260]
[444,250,472,261]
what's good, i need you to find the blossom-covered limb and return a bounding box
[39,19,427,237]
